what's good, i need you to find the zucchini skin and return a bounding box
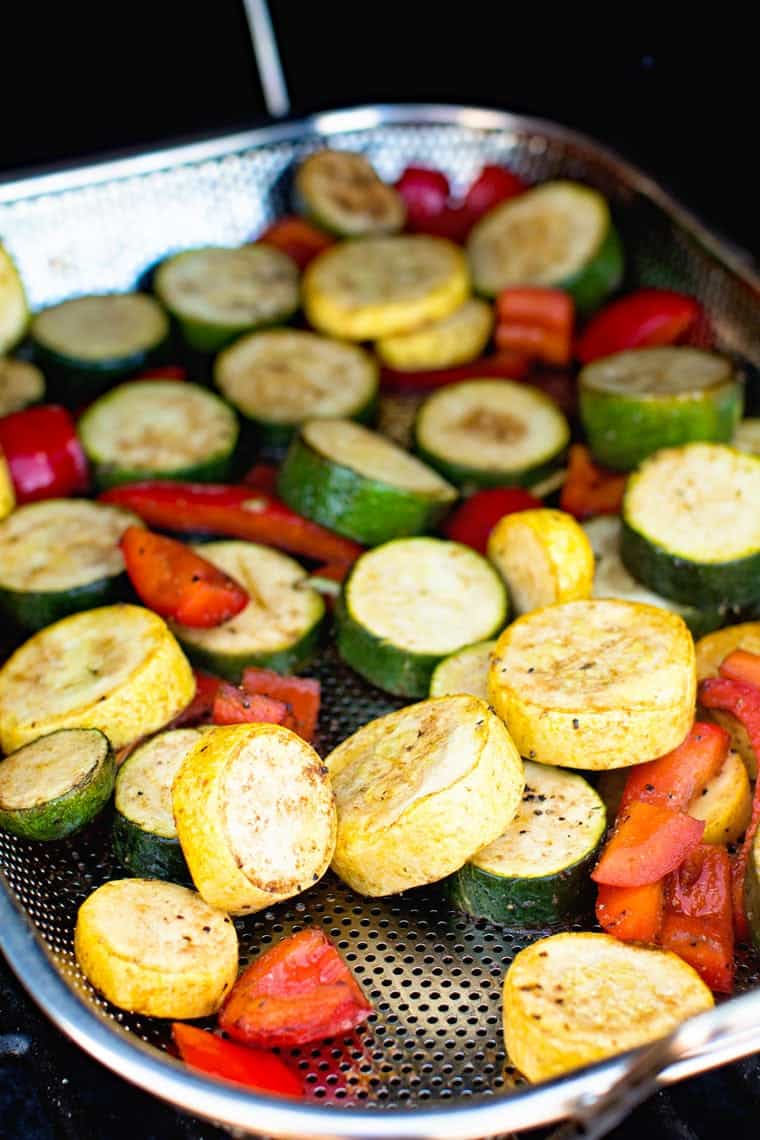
[558,223,624,315]
[90,452,235,493]
[112,812,190,883]
[335,593,439,698]
[32,340,169,404]
[0,573,130,634]
[414,435,564,491]
[244,389,378,453]
[177,616,324,683]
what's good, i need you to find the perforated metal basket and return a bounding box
[1,105,760,1140]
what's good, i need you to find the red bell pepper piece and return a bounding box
[212,683,290,728]
[243,462,279,496]
[0,405,88,503]
[559,444,628,520]
[242,667,320,743]
[595,880,664,943]
[169,669,222,728]
[574,289,702,364]
[660,844,734,993]
[619,722,730,813]
[380,350,531,393]
[120,526,249,628]
[134,365,187,381]
[219,927,373,1048]
[172,1024,302,1097]
[719,649,760,691]
[592,800,705,887]
[395,166,450,232]
[100,482,363,567]
[257,215,333,270]
[441,487,541,554]
[462,164,527,224]
[495,287,574,366]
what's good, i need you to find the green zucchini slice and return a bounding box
[172,540,325,680]
[428,640,495,700]
[734,418,760,456]
[30,293,169,400]
[113,728,203,882]
[448,761,605,928]
[0,499,141,631]
[78,380,239,489]
[154,245,300,352]
[466,181,623,312]
[0,358,45,415]
[337,537,507,697]
[0,244,29,352]
[277,418,457,545]
[580,347,742,470]
[0,727,114,841]
[295,149,405,237]
[414,378,570,489]
[621,443,760,608]
[214,328,378,448]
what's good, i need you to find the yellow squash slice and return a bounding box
[428,640,495,700]
[375,298,493,370]
[487,508,594,615]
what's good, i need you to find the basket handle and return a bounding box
[242,0,291,118]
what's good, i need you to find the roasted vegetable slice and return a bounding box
[428,640,495,700]
[0,357,44,415]
[295,149,405,237]
[375,298,493,371]
[487,508,594,614]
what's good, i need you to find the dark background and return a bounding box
[0,5,757,1138]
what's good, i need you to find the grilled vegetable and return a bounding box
[503,932,713,1082]
[112,729,204,881]
[621,444,760,608]
[596,881,664,944]
[441,487,541,554]
[448,762,605,928]
[494,287,574,366]
[428,640,495,700]
[172,723,336,914]
[154,245,300,352]
[214,329,378,448]
[375,298,493,371]
[0,244,29,352]
[661,843,734,993]
[212,683,289,727]
[171,541,325,681]
[575,289,702,364]
[487,599,696,770]
[79,381,239,490]
[579,347,742,470]
[734,418,760,455]
[241,667,320,743]
[0,604,195,753]
[277,419,456,545]
[0,454,13,521]
[0,358,45,415]
[0,728,114,841]
[467,181,623,312]
[0,500,140,632]
[487,508,594,614]
[0,405,88,504]
[463,165,527,224]
[325,695,524,896]
[303,235,469,341]
[336,537,507,697]
[559,443,627,520]
[414,379,570,489]
[172,1024,302,1096]
[257,214,333,270]
[380,349,532,393]
[74,879,238,1018]
[295,150,405,237]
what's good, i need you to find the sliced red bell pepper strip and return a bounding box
[257,215,334,270]
[494,287,574,367]
[0,405,88,503]
[575,289,702,364]
[212,683,290,728]
[462,164,527,225]
[660,844,734,993]
[440,487,541,554]
[591,800,705,887]
[172,1024,302,1097]
[380,350,531,393]
[595,880,664,943]
[243,462,279,496]
[242,667,320,743]
[219,927,373,1048]
[100,482,363,566]
[559,444,628,520]
[619,722,730,813]
[120,526,248,628]
[169,669,222,728]
[719,649,760,691]
[395,166,450,232]
[134,365,187,381]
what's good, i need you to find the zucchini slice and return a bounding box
[448,762,605,928]
[295,149,406,237]
[0,604,195,753]
[214,328,378,448]
[0,727,114,841]
[0,499,141,631]
[414,379,570,490]
[337,537,508,697]
[154,245,300,353]
[303,235,470,341]
[503,932,713,1082]
[580,347,742,470]
[113,728,203,882]
[695,622,760,778]
[375,298,494,371]
[621,443,760,608]
[74,878,238,1018]
[0,357,45,415]
[0,454,13,522]
[585,516,729,638]
[171,541,325,681]
[173,723,336,914]
[467,181,624,311]
[78,381,239,489]
[488,599,696,770]
[0,244,29,352]
[325,695,524,897]
[30,293,169,400]
[277,418,457,545]
[733,418,760,456]
[428,639,495,700]
[487,508,594,615]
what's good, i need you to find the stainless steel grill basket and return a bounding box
[1,105,759,1139]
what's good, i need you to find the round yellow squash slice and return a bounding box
[487,508,594,615]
